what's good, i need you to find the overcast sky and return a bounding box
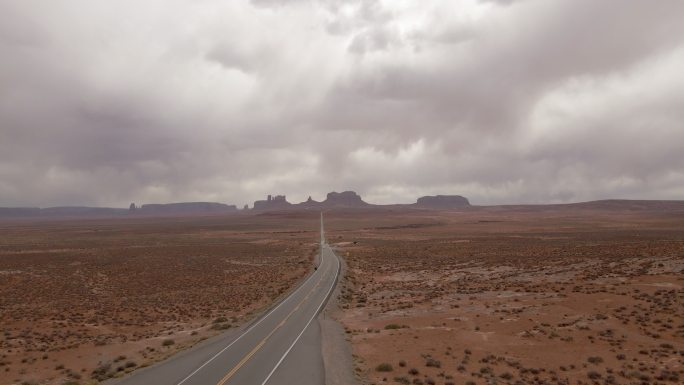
[1,0,683,208]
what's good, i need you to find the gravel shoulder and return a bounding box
[319,248,359,385]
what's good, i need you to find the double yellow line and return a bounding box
[215,265,327,385]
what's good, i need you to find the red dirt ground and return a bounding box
[0,213,320,385]
[325,206,683,385]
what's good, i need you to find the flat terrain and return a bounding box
[2,203,682,385]
[326,205,684,385]
[0,213,320,385]
[109,240,339,385]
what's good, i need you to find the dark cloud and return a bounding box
[479,0,523,6]
[1,0,683,207]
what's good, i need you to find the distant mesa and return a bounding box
[0,207,41,217]
[321,191,368,207]
[41,206,128,216]
[137,202,237,215]
[253,191,369,211]
[4,196,684,219]
[253,194,292,211]
[299,196,321,208]
[415,195,470,208]
[0,202,237,219]
[0,206,127,218]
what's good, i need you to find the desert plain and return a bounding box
[327,204,683,385]
[0,213,318,384]
[1,203,683,385]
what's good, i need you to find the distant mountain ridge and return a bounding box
[0,206,127,218]
[2,194,683,219]
[137,202,237,215]
[0,202,236,218]
[252,191,370,211]
[415,195,470,208]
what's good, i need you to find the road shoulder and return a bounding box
[319,249,359,385]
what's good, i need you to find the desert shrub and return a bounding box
[385,324,407,330]
[399,360,407,367]
[162,339,175,346]
[636,373,650,381]
[91,363,113,381]
[587,370,601,379]
[211,323,231,330]
[500,372,513,380]
[656,370,679,381]
[408,367,419,375]
[65,369,81,379]
[587,356,603,365]
[394,376,410,384]
[425,358,441,368]
[377,363,394,372]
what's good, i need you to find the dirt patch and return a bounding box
[320,250,360,385]
[327,207,684,385]
[0,213,321,385]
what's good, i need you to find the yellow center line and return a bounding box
[215,264,328,385]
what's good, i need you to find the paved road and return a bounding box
[110,215,339,385]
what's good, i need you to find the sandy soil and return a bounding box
[326,207,684,385]
[0,213,321,385]
[320,250,360,385]
[2,205,682,385]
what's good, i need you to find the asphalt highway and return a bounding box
[111,215,340,385]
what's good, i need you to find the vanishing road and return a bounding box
[111,214,340,385]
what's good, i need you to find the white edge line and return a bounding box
[260,245,341,385]
[175,261,322,385]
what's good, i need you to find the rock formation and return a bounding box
[415,195,470,208]
[253,194,292,210]
[321,191,368,207]
[298,196,321,208]
[138,202,237,214]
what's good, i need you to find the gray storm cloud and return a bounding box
[1,0,683,207]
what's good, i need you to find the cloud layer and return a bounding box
[1,0,683,207]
